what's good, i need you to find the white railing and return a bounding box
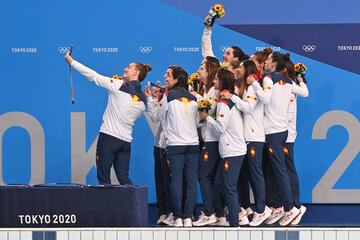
[0,227,359,240]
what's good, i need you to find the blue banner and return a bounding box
[0,0,359,203]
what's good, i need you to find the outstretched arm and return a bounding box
[65,53,123,92]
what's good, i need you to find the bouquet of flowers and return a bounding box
[220,61,229,70]
[204,4,225,27]
[294,63,308,83]
[198,99,212,112]
[188,72,200,92]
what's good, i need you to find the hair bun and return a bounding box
[144,64,152,72]
[263,48,272,55]
[283,53,291,61]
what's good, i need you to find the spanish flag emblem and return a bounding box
[224,160,229,172]
[250,147,256,157]
[268,146,274,154]
[279,80,286,85]
[179,97,189,103]
[203,152,209,162]
[132,95,140,102]
[284,146,289,155]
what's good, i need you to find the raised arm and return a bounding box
[201,26,216,59]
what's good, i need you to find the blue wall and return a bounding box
[0,0,359,203]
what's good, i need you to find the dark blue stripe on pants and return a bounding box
[198,141,222,216]
[265,131,294,212]
[247,142,266,213]
[285,143,301,208]
[154,146,170,216]
[167,145,199,219]
[221,155,245,227]
[96,132,132,185]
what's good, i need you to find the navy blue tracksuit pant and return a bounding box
[263,148,281,208]
[237,157,250,210]
[198,141,222,216]
[154,146,170,216]
[96,132,132,185]
[247,142,266,213]
[167,145,199,219]
[265,131,294,212]
[284,143,301,208]
[219,155,245,227]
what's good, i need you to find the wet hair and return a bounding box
[283,60,295,80]
[252,48,272,65]
[217,69,235,93]
[202,56,221,93]
[272,52,290,72]
[238,60,259,98]
[231,46,249,62]
[168,66,188,90]
[134,62,152,82]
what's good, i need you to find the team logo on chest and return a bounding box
[132,95,140,102]
[278,80,286,85]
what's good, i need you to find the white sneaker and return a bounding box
[157,214,168,225]
[249,206,272,226]
[193,213,217,226]
[291,205,307,225]
[173,218,183,227]
[208,217,229,226]
[239,216,249,226]
[246,207,254,217]
[239,210,249,226]
[162,212,174,226]
[183,218,192,227]
[279,207,301,226]
[265,207,284,225]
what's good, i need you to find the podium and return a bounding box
[0,184,148,227]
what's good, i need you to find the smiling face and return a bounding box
[123,63,139,80]
[222,47,237,63]
[264,54,276,73]
[164,68,178,89]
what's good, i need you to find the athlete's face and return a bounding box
[164,68,177,89]
[251,55,264,73]
[197,62,208,83]
[223,47,237,63]
[238,63,245,80]
[264,54,275,72]
[123,63,139,80]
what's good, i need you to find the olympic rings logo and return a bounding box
[139,46,152,53]
[302,45,316,52]
[220,46,230,52]
[58,47,71,54]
